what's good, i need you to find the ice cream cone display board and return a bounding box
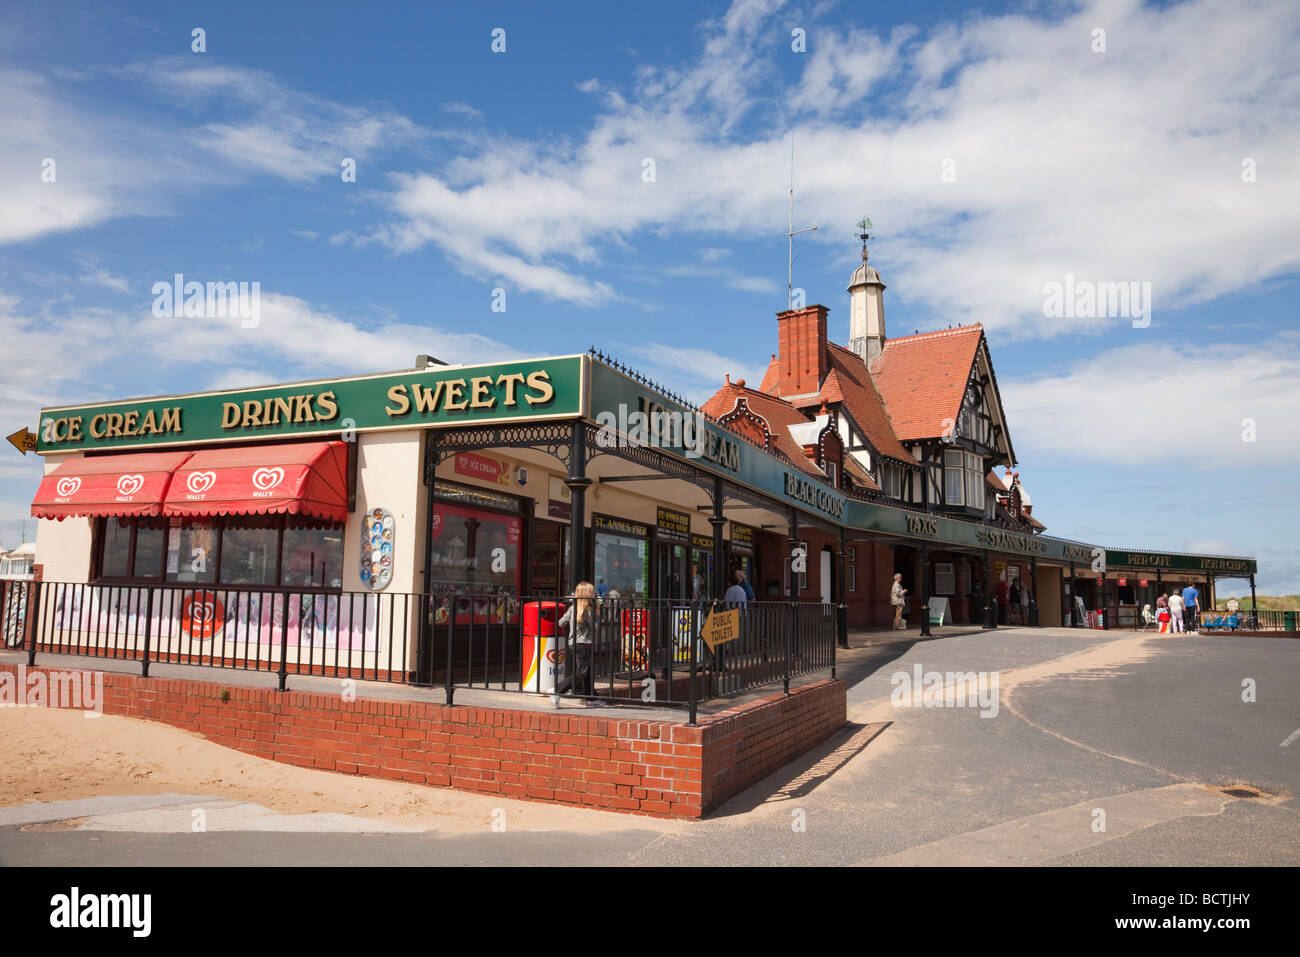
[360,506,395,590]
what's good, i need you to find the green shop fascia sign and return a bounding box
[37,356,587,453]
[846,498,1103,562]
[1103,551,1257,575]
[587,360,848,521]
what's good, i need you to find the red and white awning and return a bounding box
[31,451,195,520]
[163,441,348,523]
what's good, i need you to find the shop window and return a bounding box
[593,531,647,601]
[100,518,133,577]
[95,516,342,590]
[96,517,166,579]
[849,547,858,592]
[935,562,956,595]
[430,502,521,591]
[282,523,344,588]
[219,517,280,587]
[167,520,217,584]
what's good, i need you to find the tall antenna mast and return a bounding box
[787,131,818,310]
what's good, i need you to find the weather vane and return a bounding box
[857,216,872,261]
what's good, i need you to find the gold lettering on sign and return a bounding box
[469,376,496,409]
[386,384,411,417]
[292,394,315,424]
[497,373,526,406]
[524,371,554,406]
[412,382,444,413]
[315,391,338,421]
[157,407,182,434]
[906,514,938,536]
[443,379,468,411]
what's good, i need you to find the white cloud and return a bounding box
[623,343,769,405]
[353,0,1300,329]
[440,101,483,119]
[1002,335,1300,466]
[79,269,130,294]
[0,60,427,247]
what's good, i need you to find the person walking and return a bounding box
[1181,583,1200,634]
[1168,589,1185,634]
[1020,580,1032,624]
[554,581,600,707]
[724,569,748,605]
[1009,578,1022,625]
[890,573,908,630]
[737,567,755,602]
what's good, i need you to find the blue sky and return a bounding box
[1,0,1297,594]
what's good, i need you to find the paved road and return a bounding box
[2,628,1296,865]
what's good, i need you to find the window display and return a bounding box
[428,500,521,625]
[592,516,648,601]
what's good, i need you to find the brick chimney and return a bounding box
[776,304,829,398]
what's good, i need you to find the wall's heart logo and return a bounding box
[251,467,284,491]
[55,477,81,498]
[116,474,144,497]
[186,471,216,494]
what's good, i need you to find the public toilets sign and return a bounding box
[37,357,586,453]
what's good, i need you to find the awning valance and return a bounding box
[163,441,348,523]
[31,451,195,520]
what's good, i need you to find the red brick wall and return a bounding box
[1,664,845,819]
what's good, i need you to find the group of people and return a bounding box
[551,567,755,708]
[1151,584,1201,634]
[889,571,1034,630]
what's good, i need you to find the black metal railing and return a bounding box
[415,594,839,723]
[2,580,840,721]
[2,579,413,689]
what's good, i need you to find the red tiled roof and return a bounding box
[820,344,914,463]
[757,355,780,393]
[869,325,984,441]
[702,383,826,479]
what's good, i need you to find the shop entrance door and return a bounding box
[531,519,566,597]
[655,543,687,601]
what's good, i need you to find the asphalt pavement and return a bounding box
[2,627,1296,866]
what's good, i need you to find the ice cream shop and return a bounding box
[16,331,1260,698]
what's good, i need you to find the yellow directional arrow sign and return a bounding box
[701,608,740,652]
[6,428,38,455]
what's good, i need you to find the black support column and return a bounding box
[982,549,996,629]
[919,542,931,637]
[710,476,726,599]
[788,508,800,601]
[836,526,849,649]
[564,422,591,592]
[1029,556,1039,626]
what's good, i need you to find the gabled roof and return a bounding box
[702,381,826,479]
[869,325,984,442]
[755,340,914,467]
